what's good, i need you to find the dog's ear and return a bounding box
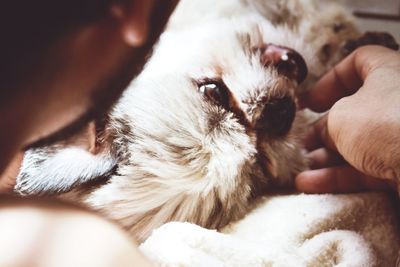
[15,122,117,196]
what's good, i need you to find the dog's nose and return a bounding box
[259,44,308,84]
[255,96,296,137]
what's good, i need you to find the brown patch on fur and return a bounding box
[249,0,300,29]
[228,90,252,130]
[108,116,134,164]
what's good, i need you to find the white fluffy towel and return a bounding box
[140,192,399,267]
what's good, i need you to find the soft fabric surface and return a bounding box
[140,192,399,266]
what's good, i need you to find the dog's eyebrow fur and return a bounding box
[237,25,264,56]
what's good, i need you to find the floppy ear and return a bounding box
[15,122,117,196]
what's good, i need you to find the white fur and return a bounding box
[16,148,116,195]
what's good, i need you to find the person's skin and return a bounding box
[0,0,177,176]
[0,1,178,266]
[296,45,400,194]
[0,197,153,267]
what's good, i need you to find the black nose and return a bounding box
[259,44,308,84]
[255,96,296,137]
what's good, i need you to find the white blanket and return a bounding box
[140,193,399,266]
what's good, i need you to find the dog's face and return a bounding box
[81,17,311,240]
[119,17,310,185]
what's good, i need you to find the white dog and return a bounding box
[15,0,398,242]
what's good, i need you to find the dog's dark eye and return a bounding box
[333,23,345,33]
[199,81,231,110]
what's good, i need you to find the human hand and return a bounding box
[296,46,400,194]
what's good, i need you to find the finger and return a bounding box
[307,148,344,170]
[301,57,361,112]
[296,165,395,194]
[304,115,327,151]
[301,46,394,112]
[304,114,336,152]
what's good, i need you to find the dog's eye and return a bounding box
[333,23,345,33]
[199,81,231,110]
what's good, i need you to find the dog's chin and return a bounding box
[256,127,307,189]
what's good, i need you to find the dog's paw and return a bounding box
[343,31,399,55]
